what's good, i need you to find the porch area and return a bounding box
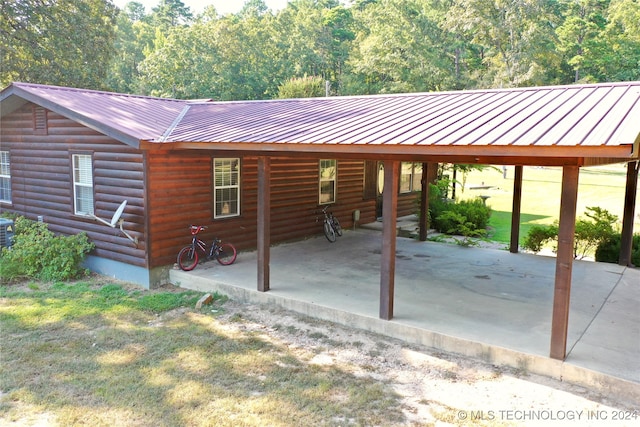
[169,223,639,404]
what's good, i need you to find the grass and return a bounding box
[0,278,406,426]
[457,164,639,244]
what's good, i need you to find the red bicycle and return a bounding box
[177,225,237,271]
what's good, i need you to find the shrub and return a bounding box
[0,216,94,283]
[574,207,618,259]
[432,198,491,237]
[522,206,620,259]
[595,234,640,266]
[522,224,558,253]
[417,183,492,237]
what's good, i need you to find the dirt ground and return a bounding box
[215,299,638,426]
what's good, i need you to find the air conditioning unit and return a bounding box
[0,218,15,248]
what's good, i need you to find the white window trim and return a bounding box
[0,151,11,203]
[319,159,337,204]
[213,158,240,219]
[72,154,94,216]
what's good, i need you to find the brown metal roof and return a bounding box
[2,81,639,162]
[0,82,186,148]
[160,82,640,160]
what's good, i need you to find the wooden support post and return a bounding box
[419,163,439,241]
[380,160,399,320]
[550,165,579,360]
[257,157,271,292]
[419,163,429,241]
[510,165,523,253]
[619,161,638,267]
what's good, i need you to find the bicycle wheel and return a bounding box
[216,243,237,265]
[332,216,343,236]
[177,246,199,271]
[324,220,337,242]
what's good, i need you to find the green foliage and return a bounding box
[0,217,94,283]
[137,292,202,313]
[277,75,326,98]
[150,0,193,28]
[1,0,118,89]
[595,233,640,266]
[5,0,639,100]
[522,224,559,253]
[522,206,620,259]
[6,0,631,97]
[573,206,619,259]
[348,0,457,93]
[0,281,208,323]
[444,0,564,87]
[426,183,492,237]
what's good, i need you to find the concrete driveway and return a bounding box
[170,225,640,404]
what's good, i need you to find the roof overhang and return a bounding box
[140,139,636,167]
[0,84,143,148]
[1,83,188,149]
[3,81,640,167]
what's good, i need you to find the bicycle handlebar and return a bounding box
[189,225,208,235]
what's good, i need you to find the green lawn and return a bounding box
[457,164,639,244]
[0,280,406,426]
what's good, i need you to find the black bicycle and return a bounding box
[177,225,237,271]
[318,204,342,242]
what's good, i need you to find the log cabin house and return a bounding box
[2,81,639,360]
[0,82,423,287]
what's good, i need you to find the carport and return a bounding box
[150,81,640,362]
[170,226,639,402]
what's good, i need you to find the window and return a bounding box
[319,159,336,204]
[213,158,240,218]
[400,162,422,193]
[73,154,94,216]
[0,151,10,203]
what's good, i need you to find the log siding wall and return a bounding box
[0,104,147,267]
[147,152,418,268]
[2,104,419,273]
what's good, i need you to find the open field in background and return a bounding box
[458,164,640,244]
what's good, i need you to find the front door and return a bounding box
[364,161,385,218]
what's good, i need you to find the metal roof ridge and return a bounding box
[10,82,186,104]
[185,81,640,106]
[158,105,192,142]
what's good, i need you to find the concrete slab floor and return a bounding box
[170,226,639,404]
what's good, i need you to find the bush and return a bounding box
[595,234,640,266]
[522,206,620,259]
[0,216,94,283]
[574,207,618,259]
[429,189,492,237]
[522,224,558,253]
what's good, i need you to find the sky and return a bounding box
[112,0,291,16]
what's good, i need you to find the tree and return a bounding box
[347,0,457,94]
[150,0,193,28]
[123,1,146,21]
[137,8,285,100]
[239,0,269,17]
[0,0,118,89]
[597,0,640,81]
[137,22,219,98]
[277,75,326,98]
[275,0,353,93]
[556,0,610,83]
[445,0,563,88]
[106,7,155,93]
